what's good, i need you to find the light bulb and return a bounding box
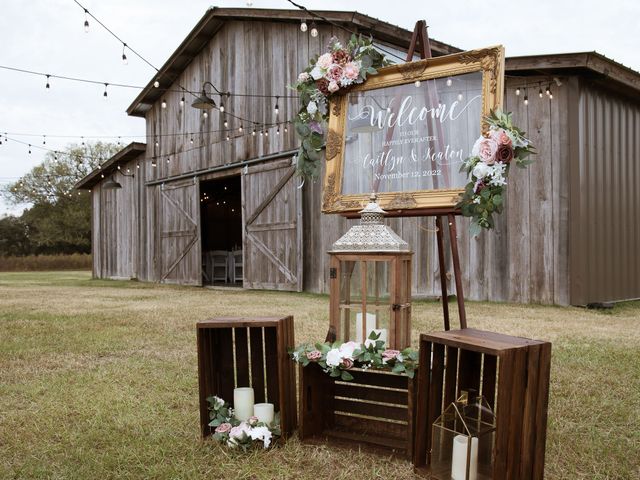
[524,96,529,106]
[180,96,185,107]
[224,120,228,127]
[203,111,208,118]
[246,0,253,5]
[190,137,194,144]
[155,137,159,147]
[310,22,318,37]
[103,83,108,98]
[446,78,452,87]
[284,125,288,133]
[300,20,308,32]
[219,102,225,113]
[161,99,167,109]
[151,160,157,167]
[549,92,553,100]
[414,80,421,88]
[276,128,280,135]
[153,80,160,88]
[252,128,256,136]
[239,124,243,133]
[274,98,279,115]
[42,136,46,145]
[265,130,269,137]
[122,44,128,65]
[457,93,463,101]
[539,88,543,98]
[515,88,521,96]
[45,75,50,89]
[84,10,89,33]
[226,135,230,141]
[166,157,170,163]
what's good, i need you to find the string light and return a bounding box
[549,91,553,100]
[515,87,520,96]
[42,136,46,145]
[239,124,243,133]
[252,127,256,136]
[446,78,452,87]
[151,160,157,167]
[161,99,167,109]
[83,9,89,32]
[154,137,159,147]
[219,96,225,113]
[310,22,318,37]
[166,157,170,163]
[414,80,421,88]
[226,134,230,141]
[153,80,160,88]
[28,144,31,154]
[539,87,543,98]
[524,93,529,106]
[284,125,288,133]
[103,83,108,98]
[265,129,269,137]
[246,0,253,5]
[117,136,121,146]
[121,43,128,65]
[457,93,463,101]
[190,137,194,144]
[180,96,185,107]
[545,86,551,96]
[276,127,280,135]
[203,111,208,119]
[274,96,279,115]
[224,120,228,128]
[45,75,50,89]
[300,19,308,32]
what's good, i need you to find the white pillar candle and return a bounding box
[355,312,377,343]
[253,403,275,425]
[233,387,254,421]
[451,435,478,480]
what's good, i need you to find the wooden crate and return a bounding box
[196,316,297,438]
[299,362,417,459]
[413,329,552,479]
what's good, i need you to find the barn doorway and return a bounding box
[200,175,242,286]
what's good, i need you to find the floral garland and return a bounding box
[289,332,418,381]
[207,396,281,451]
[456,110,535,235]
[293,35,389,179]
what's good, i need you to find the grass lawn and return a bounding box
[1,271,638,479]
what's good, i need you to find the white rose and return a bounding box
[338,341,359,359]
[306,101,318,115]
[298,72,310,82]
[310,66,323,80]
[326,348,342,367]
[249,426,273,449]
[472,162,490,179]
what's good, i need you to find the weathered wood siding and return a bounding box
[91,157,141,279]
[569,79,640,305]
[304,76,571,305]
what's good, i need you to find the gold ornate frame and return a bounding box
[322,45,505,215]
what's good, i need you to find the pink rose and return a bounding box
[328,81,340,93]
[316,52,333,70]
[215,422,232,434]
[382,349,401,359]
[297,72,311,83]
[248,416,259,426]
[491,129,512,147]
[341,358,354,369]
[473,137,499,165]
[328,66,343,82]
[343,62,360,81]
[306,350,322,361]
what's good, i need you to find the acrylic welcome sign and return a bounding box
[322,46,505,214]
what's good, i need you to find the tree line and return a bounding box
[0,142,118,256]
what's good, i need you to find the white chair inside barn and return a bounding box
[211,251,229,283]
[230,249,243,284]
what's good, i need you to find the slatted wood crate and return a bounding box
[196,316,297,438]
[299,362,417,458]
[413,329,552,479]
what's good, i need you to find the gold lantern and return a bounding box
[328,194,413,350]
[430,391,496,480]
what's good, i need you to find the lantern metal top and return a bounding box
[330,193,411,253]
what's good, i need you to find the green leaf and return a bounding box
[340,370,354,381]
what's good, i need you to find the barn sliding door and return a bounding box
[159,178,202,285]
[242,158,303,291]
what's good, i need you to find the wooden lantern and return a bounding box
[329,195,413,350]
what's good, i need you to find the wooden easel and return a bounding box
[406,20,467,331]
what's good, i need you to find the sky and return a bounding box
[1,0,638,216]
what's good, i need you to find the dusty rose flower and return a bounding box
[329,65,343,82]
[316,78,330,95]
[306,350,322,361]
[328,80,340,93]
[343,62,360,80]
[332,49,350,65]
[491,129,512,147]
[496,144,514,164]
[215,422,232,434]
[248,416,259,426]
[341,358,354,369]
[473,137,499,165]
[317,52,333,70]
[382,349,401,359]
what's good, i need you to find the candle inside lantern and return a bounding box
[253,403,275,425]
[233,387,254,421]
[451,434,478,480]
[355,312,388,344]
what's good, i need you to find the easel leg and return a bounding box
[435,216,450,331]
[447,214,467,329]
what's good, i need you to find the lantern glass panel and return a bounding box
[430,394,496,480]
[339,260,360,304]
[364,260,390,304]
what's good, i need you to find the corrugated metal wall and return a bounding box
[570,79,640,304]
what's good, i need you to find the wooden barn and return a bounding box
[76,7,640,306]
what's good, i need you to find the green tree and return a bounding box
[2,142,119,255]
[0,215,32,256]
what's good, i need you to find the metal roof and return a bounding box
[75,142,146,190]
[126,7,461,117]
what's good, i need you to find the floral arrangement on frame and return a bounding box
[207,396,281,451]
[456,110,535,235]
[289,332,418,381]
